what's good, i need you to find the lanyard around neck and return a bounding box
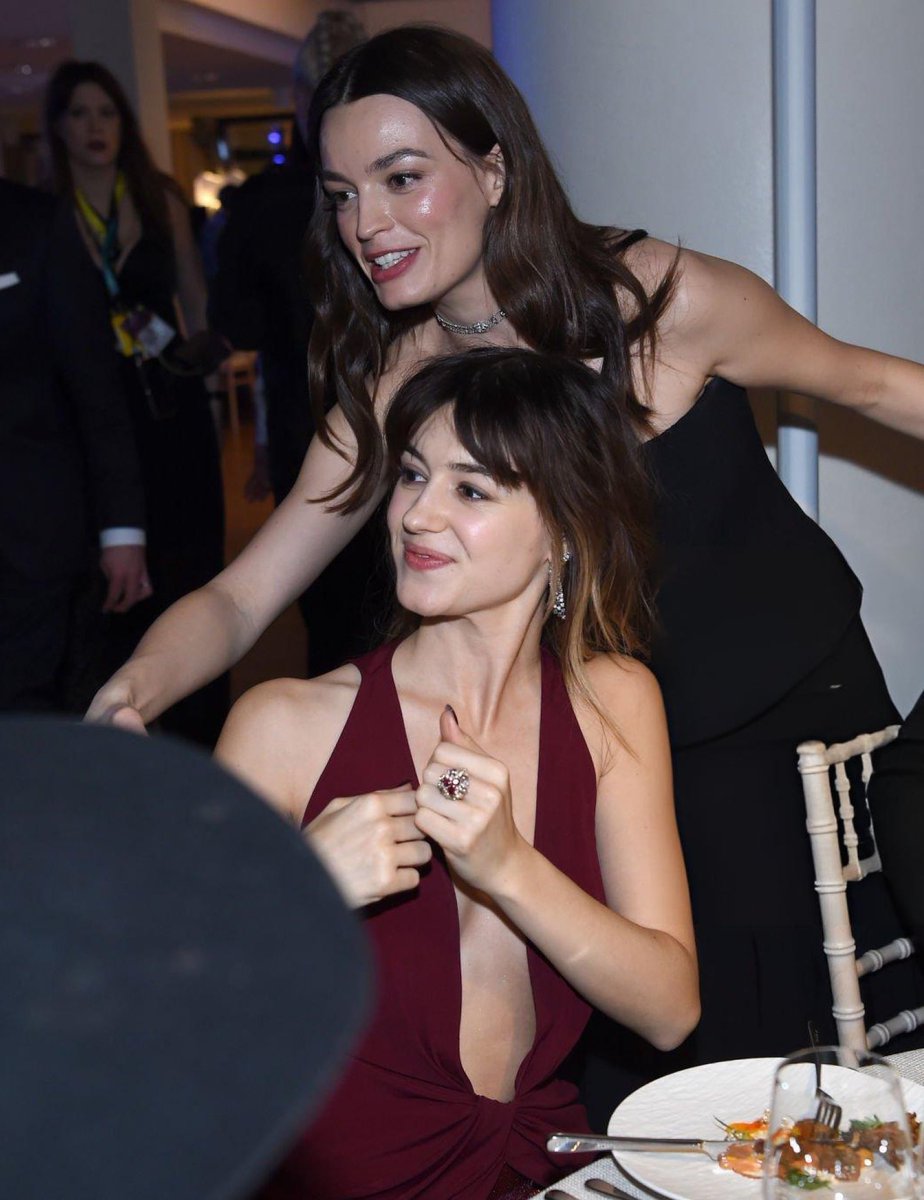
[75,171,127,299]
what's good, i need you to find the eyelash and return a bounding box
[398,465,489,502]
[387,171,421,190]
[322,170,423,211]
[322,188,356,211]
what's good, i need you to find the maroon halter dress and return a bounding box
[260,639,604,1199]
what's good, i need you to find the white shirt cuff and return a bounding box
[100,527,146,548]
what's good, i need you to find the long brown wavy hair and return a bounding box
[383,348,656,732]
[43,60,174,243]
[304,24,677,513]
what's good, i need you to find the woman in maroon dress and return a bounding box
[216,348,699,1199]
[91,24,924,1123]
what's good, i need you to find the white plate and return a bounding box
[607,1057,924,1200]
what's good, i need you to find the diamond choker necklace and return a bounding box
[434,307,508,336]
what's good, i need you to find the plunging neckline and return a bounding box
[293,638,605,1196]
[384,641,550,1101]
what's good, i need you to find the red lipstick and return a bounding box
[404,545,452,571]
[368,248,418,285]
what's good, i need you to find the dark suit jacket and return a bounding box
[0,179,145,582]
[208,150,315,503]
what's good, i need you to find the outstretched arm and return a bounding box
[86,407,386,727]
[414,663,699,1052]
[674,246,924,439]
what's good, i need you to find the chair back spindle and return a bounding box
[797,726,924,1050]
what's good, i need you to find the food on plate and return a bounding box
[716,1113,769,1142]
[717,1141,765,1179]
[716,1111,920,1188]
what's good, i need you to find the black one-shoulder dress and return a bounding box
[576,377,923,1125]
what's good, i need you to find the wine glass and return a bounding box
[763,1046,917,1199]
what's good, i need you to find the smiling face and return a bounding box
[319,94,503,316]
[57,80,122,171]
[387,407,552,624]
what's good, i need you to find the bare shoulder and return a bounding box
[215,664,361,821]
[613,236,701,380]
[615,236,778,416]
[585,652,665,724]
[225,665,359,741]
[618,236,723,334]
[618,234,682,295]
[619,234,753,318]
[576,653,669,773]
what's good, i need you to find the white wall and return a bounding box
[815,0,924,715]
[185,0,342,39]
[493,0,924,715]
[70,0,172,169]
[163,0,491,47]
[354,0,491,45]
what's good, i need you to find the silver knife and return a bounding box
[547,1132,730,1159]
[585,1181,643,1200]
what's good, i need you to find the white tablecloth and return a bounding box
[530,1050,924,1199]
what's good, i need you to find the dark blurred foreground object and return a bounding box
[870,689,924,946]
[0,719,370,1200]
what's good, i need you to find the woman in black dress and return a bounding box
[45,60,227,746]
[88,27,924,1101]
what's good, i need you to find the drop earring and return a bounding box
[550,545,570,620]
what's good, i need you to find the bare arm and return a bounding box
[86,407,386,725]
[415,664,699,1051]
[670,245,924,438]
[215,675,431,907]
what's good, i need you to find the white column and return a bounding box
[491,0,924,713]
[773,0,819,519]
[68,0,172,171]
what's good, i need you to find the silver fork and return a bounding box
[808,1021,843,1134]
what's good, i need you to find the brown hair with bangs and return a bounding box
[384,348,655,731]
[304,24,677,513]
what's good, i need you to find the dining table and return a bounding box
[530,1048,924,1199]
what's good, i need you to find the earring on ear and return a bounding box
[550,545,570,621]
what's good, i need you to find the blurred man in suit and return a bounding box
[208,11,382,677]
[0,178,147,710]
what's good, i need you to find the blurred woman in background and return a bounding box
[44,60,227,746]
